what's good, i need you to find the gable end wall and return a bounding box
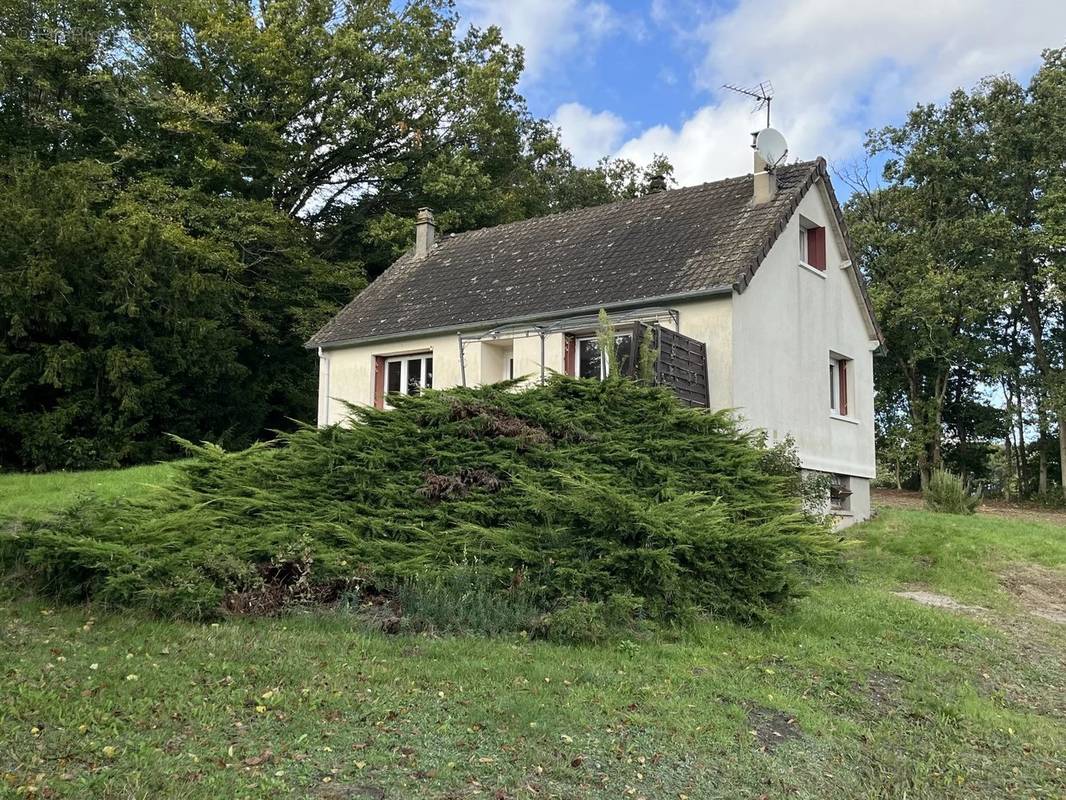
[731,180,877,485]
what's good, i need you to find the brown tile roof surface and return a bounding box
[310,158,862,347]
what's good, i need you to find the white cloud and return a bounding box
[552,102,627,166]
[459,0,620,80]
[619,0,1066,185]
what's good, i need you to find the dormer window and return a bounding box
[799,218,826,271]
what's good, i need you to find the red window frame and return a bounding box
[838,358,848,416]
[804,225,826,270]
[830,356,849,416]
[373,355,386,409]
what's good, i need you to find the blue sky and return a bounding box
[456,0,1066,192]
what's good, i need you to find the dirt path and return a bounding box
[874,488,1066,525]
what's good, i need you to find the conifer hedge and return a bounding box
[3,378,840,624]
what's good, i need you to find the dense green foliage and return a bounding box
[0,159,362,467]
[845,47,1066,497]
[0,0,671,471]
[923,469,980,516]
[3,378,838,623]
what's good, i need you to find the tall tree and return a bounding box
[844,168,998,488]
[849,47,1066,494]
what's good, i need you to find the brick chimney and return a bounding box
[752,151,777,205]
[647,174,667,194]
[415,207,436,258]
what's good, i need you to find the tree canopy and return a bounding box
[0,0,672,470]
[845,46,1066,496]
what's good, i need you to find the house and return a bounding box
[308,153,882,525]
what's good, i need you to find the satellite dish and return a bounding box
[754,127,788,168]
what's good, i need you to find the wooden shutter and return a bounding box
[563,334,575,376]
[838,359,848,416]
[808,227,826,270]
[373,356,386,409]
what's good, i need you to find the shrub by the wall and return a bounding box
[3,377,841,625]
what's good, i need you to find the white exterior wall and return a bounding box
[317,330,568,426]
[318,333,467,426]
[730,179,878,523]
[674,295,733,410]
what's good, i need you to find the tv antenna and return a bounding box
[722,80,774,128]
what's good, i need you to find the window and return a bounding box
[800,219,826,270]
[508,357,515,380]
[829,355,850,416]
[829,474,852,513]
[377,352,432,408]
[575,334,633,380]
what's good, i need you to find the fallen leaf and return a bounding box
[242,750,273,767]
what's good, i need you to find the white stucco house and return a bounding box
[308,156,882,524]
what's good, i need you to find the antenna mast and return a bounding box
[722,80,774,128]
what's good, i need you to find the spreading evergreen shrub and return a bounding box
[924,469,981,515]
[2,378,841,624]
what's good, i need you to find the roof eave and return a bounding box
[307,286,734,351]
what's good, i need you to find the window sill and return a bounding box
[798,261,827,278]
[830,413,860,425]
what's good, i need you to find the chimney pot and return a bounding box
[752,152,777,205]
[648,174,667,194]
[415,207,436,258]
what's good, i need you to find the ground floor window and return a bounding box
[576,334,633,380]
[381,353,432,407]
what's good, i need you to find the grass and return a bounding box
[1,474,1065,799]
[0,462,178,522]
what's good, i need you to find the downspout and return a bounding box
[458,334,467,387]
[317,346,330,427]
[539,330,546,384]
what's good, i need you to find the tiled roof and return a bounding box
[309,158,877,347]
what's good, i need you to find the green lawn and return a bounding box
[2,475,1065,799]
[0,462,178,521]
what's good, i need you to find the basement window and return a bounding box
[829,354,850,416]
[800,217,826,271]
[829,474,852,513]
[575,334,633,380]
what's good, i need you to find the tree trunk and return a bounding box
[1038,400,1049,495]
[1017,283,1065,498]
[1004,434,1014,501]
[1059,416,1066,499]
[1016,394,1028,493]
[903,362,948,493]
[930,369,949,471]
[917,448,931,491]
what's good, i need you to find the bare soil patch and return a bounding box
[860,671,904,710]
[1000,565,1066,624]
[874,488,1066,525]
[315,784,387,800]
[894,590,987,615]
[745,706,803,752]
